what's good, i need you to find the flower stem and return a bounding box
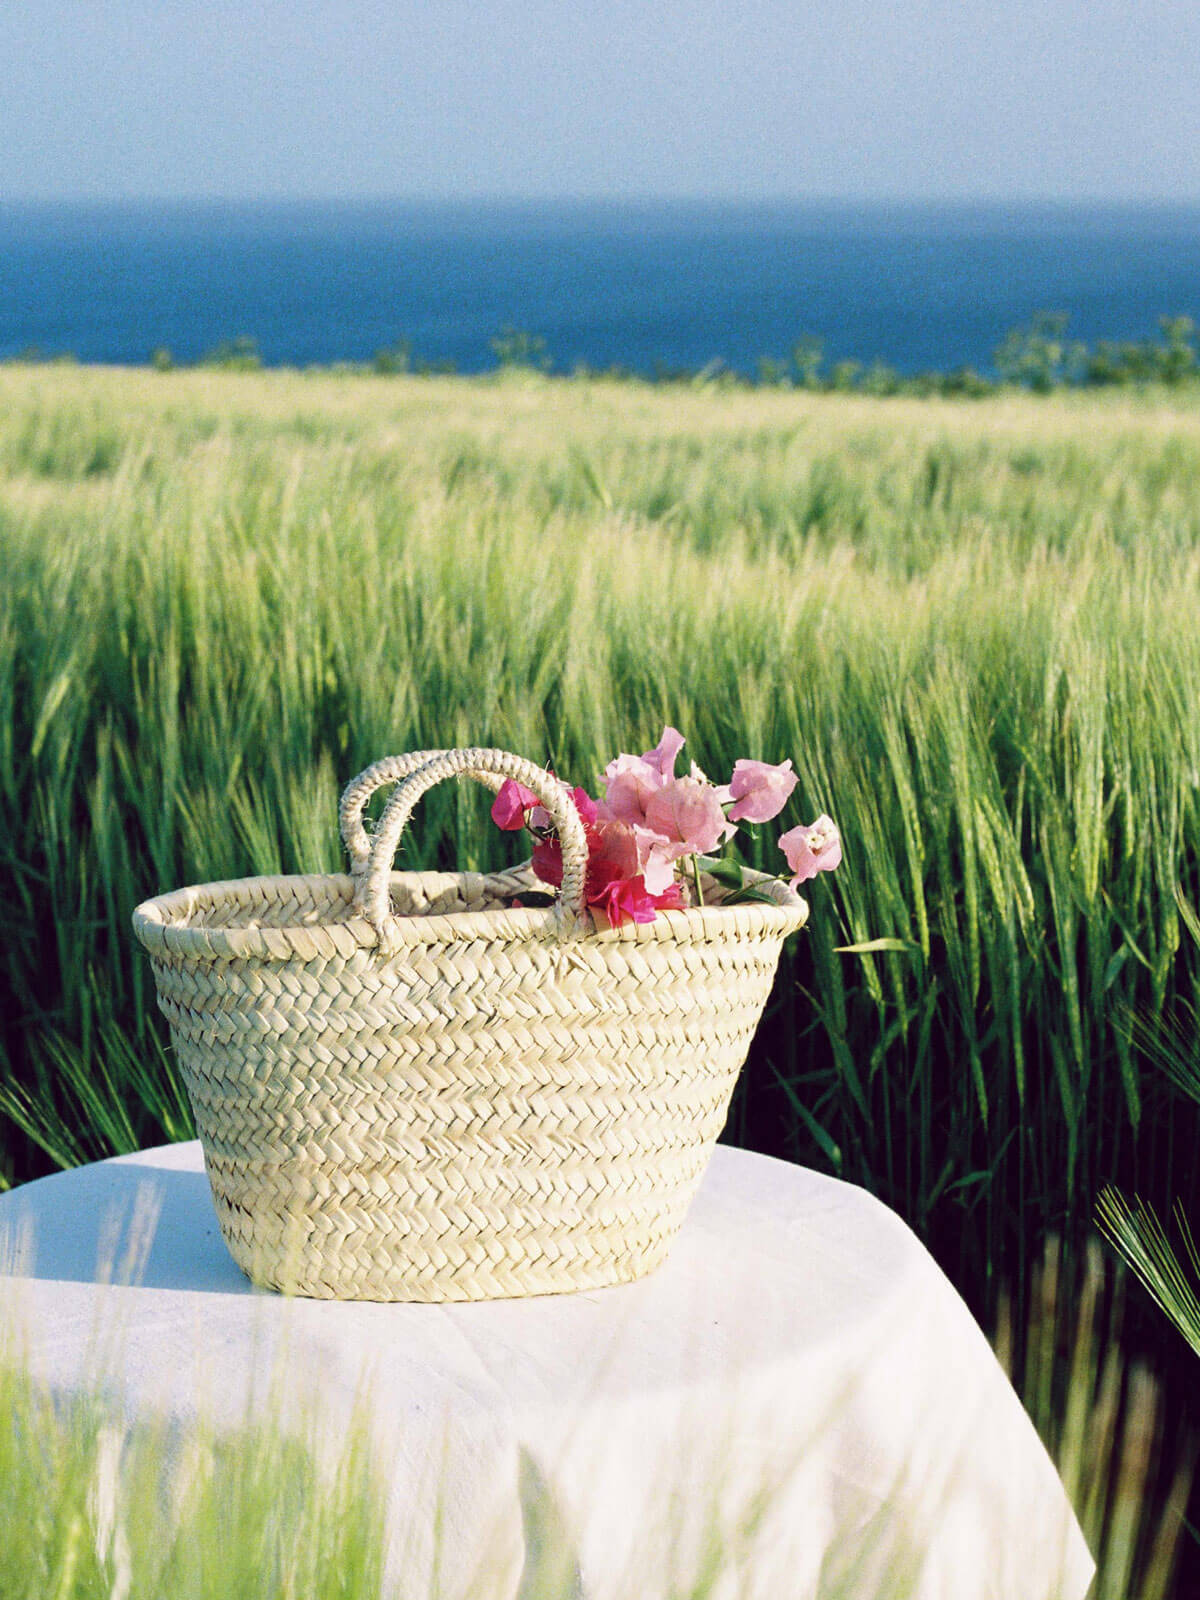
[692,854,705,908]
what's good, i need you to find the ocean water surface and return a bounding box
[1,199,1198,377]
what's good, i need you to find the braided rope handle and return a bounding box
[349,748,591,953]
[339,750,504,874]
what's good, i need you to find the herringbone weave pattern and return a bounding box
[133,749,808,1301]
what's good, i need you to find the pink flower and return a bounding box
[642,726,685,779]
[531,811,632,896]
[598,759,665,828]
[727,759,798,824]
[491,779,542,830]
[532,814,685,929]
[598,726,686,825]
[591,875,685,928]
[529,786,598,834]
[590,876,660,926]
[643,777,733,859]
[779,816,842,885]
[631,826,679,895]
[690,761,732,803]
[530,832,566,887]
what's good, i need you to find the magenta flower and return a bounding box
[727,758,798,824]
[590,876,660,926]
[592,874,685,928]
[491,779,542,830]
[532,813,684,929]
[643,777,733,860]
[528,786,597,834]
[779,816,842,885]
[492,728,829,930]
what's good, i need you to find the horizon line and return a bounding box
[5,192,1200,209]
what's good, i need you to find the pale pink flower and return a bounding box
[593,818,681,897]
[727,758,798,824]
[597,759,665,828]
[779,815,842,885]
[643,777,732,859]
[642,726,686,779]
[631,825,680,895]
[599,726,686,819]
[689,761,732,803]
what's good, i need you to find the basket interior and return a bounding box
[148,862,760,936]
[156,866,555,934]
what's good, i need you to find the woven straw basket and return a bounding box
[133,747,809,1302]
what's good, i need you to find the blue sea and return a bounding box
[1,200,1198,378]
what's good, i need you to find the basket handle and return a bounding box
[340,750,506,875]
[356,748,591,951]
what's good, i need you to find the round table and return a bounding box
[0,1142,1093,1600]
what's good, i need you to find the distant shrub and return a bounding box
[859,361,902,397]
[938,365,993,399]
[791,335,824,389]
[489,326,551,372]
[651,359,700,384]
[107,308,1200,395]
[1085,315,1198,388]
[200,336,262,371]
[372,340,411,376]
[993,311,1077,392]
[4,347,78,367]
[756,356,792,387]
[1157,314,1198,384]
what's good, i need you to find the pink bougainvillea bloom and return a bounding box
[643,777,733,859]
[727,758,798,824]
[689,761,732,803]
[530,801,690,929]
[642,726,686,779]
[601,729,684,796]
[779,815,842,885]
[632,825,679,895]
[531,810,635,898]
[652,881,685,912]
[586,819,640,890]
[529,786,598,835]
[491,779,542,830]
[597,760,664,828]
[530,832,565,887]
[572,787,600,827]
[591,873,686,929]
[591,875,659,926]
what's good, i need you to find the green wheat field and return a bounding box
[3,362,1200,1595]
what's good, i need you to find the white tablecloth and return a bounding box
[0,1142,1093,1600]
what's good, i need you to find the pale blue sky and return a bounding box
[3,0,1199,202]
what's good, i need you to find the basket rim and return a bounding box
[132,867,809,962]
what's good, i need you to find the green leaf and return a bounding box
[793,1100,843,1172]
[722,885,783,907]
[700,856,744,889]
